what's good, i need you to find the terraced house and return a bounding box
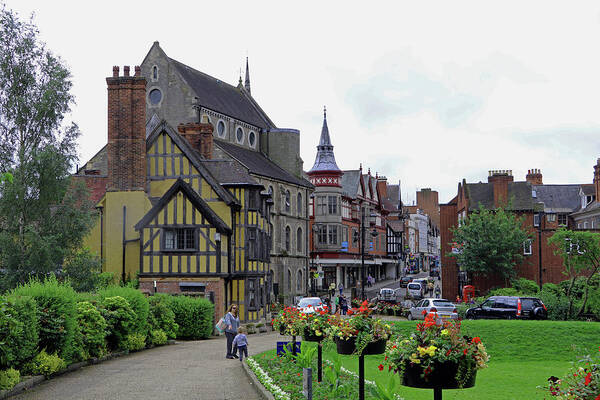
[75,62,277,322]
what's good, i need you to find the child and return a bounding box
[232,326,248,362]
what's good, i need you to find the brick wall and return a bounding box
[440,202,459,299]
[72,175,108,204]
[106,66,146,191]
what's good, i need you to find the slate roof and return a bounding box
[341,170,361,198]
[572,201,600,216]
[214,139,312,188]
[532,184,582,213]
[465,181,535,211]
[202,159,262,187]
[387,220,404,232]
[169,58,274,130]
[308,112,341,173]
[581,184,595,196]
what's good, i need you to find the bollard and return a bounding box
[303,367,313,400]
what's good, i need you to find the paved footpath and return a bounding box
[12,331,281,400]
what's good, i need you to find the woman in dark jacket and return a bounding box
[224,304,240,359]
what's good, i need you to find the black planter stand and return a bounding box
[335,337,387,400]
[302,330,324,382]
[402,361,477,400]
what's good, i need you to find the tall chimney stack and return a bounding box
[488,170,513,207]
[526,168,543,185]
[106,65,146,191]
[594,159,600,203]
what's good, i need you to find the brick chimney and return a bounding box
[376,174,388,200]
[526,169,543,185]
[594,159,600,202]
[177,116,214,159]
[488,170,513,207]
[106,65,146,191]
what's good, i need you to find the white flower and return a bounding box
[247,357,291,400]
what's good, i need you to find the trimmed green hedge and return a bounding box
[101,296,136,351]
[99,286,149,337]
[148,294,178,340]
[76,301,107,359]
[167,296,214,339]
[0,368,20,390]
[0,295,39,370]
[11,277,79,362]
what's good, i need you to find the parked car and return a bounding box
[406,282,424,300]
[297,297,325,314]
[465,296,548,320]
[399,276,413,288]
[377,288,397,303]
[407,298,458,321]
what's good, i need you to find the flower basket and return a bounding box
[386,308,395,316]
[402,361,477,389]
[335,336,357,355]
[303,328,324,342]
[279,325,286,335]
[364,338,387,355]
[394,308,403,317]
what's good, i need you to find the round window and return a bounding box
[249,131,256,147]
[217,120,226,137]
[149,89,162,105]
[236,127,244,143]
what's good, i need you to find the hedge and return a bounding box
[148,294,178,340]
[101,296,136,351]
[167,296,214,339]
[76,301,107,359]
[99,286,149,337]
[11,277,79,362]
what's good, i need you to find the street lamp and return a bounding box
[360,207,379,300]
[536,210,545,288]
[311,224,319,296]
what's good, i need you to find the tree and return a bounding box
[0,4,95,291]
[548,229,600,319]
[449,205,531,283]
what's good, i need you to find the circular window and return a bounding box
[236,127,244,143]
[217,120,226,138]
[149,89,162,105]
[249,131,256,147]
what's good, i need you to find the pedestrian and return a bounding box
[338,282,344,296]
[224,304,240,359]
[367,274,373,288]
[427,281,434,297]
[232,326,248,362]
[434,286,441,299]
[340,295,348,315]
[329,282,336,298]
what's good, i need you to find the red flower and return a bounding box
[378,364,384,371]
[463,349,468,355]
[297,373,301,376]
[446,350,451,356]
[421,310,427,315]
[595,395,600,400]
[472,337,481,344]
[585,372,592,386]
[347,309,354,315]
[389,365,393,371]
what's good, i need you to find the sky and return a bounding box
[6,0,600,204]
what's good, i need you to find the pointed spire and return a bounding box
[244,57,251,95]
[238,67,242,86]
[308,106,341,173]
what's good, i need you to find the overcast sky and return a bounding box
[8,1,600,204]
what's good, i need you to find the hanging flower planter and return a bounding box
[335,336,357,355]
[364,338,387,355]
[303,328,325,342]
[402,361,477,389]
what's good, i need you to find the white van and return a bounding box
[407,282,424,300]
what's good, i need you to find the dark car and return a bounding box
[465,296,547,320]
[399,276,413,288]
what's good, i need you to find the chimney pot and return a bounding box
[123,66,130,77]
[134,66,141,77]
[112,66,119,77]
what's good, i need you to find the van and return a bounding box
[407,282,423,300]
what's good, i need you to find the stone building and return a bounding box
[139,42,313,303]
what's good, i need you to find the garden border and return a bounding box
[0,340,176,400]
[241,359,275,400]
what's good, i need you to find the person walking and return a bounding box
[434,286,441,299]
[340,295,348,315]
[338,282,344,296]
[232,326,248,362]
[427,281,434,297]
[224,304,240,359]
[334,295,340,314]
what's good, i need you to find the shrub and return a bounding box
[540,289,572,320]
[101,296,136,351]
[148,295,178,340]
[455,303,471,319]
[76,301,107,359]
[246,323,256,334]
[0,368,20,390]
[512,278,539,295]
[541,282,562,296]
[167,296,214,339]
[100,286,149,337]
[488,287,521,297]
[0,295,39,370]
[23,350,66,377]
[11,277,79,362]
[124,333,146,352]
[149,329,168,346]
[62,247,102,293]
[96,272,115,289]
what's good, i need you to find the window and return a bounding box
[523,239,532,255]
[217,120,226,138]
[297,193,302,216]
[152,65,158,80]
[316,196,327,215]
[328,225,338,245]
[236,127,244,143]
[163,228,196,251]
[352,228,359,246]
[285,226,291,252]
[285,190,291,213]
[533,214,540,227]
[248,279,257,311]
[558,214,567,226]
[342,227,348,244]
[297,270,302,291]
[247,189,258,210]
[328,196,338,214]
[149,88,162,105]
[248,131,256,147]
[584,221,588,229]
[547,214,556,223]
[288,269,292,292]
[248,228,258,260]
[297,227,303,253]
[317,225,327,244]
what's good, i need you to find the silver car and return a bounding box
[407,298,458,321]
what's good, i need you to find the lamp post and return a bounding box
[360,207,379,300]
[311,224,319,296]
[537,211,544,288]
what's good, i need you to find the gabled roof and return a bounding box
[202,159,262,187]
[135,178,231,234]
[146,121,239,207]
[572,200,600,216]
[581,184,595,196]
[341,170,361,198]
[214,139,312,188]
[465,181,534,211]
[168,57,275,129]
[532,184,582,213]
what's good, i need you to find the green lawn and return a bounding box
[256,320,600,400]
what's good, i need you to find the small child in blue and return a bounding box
[232,326,248,362]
